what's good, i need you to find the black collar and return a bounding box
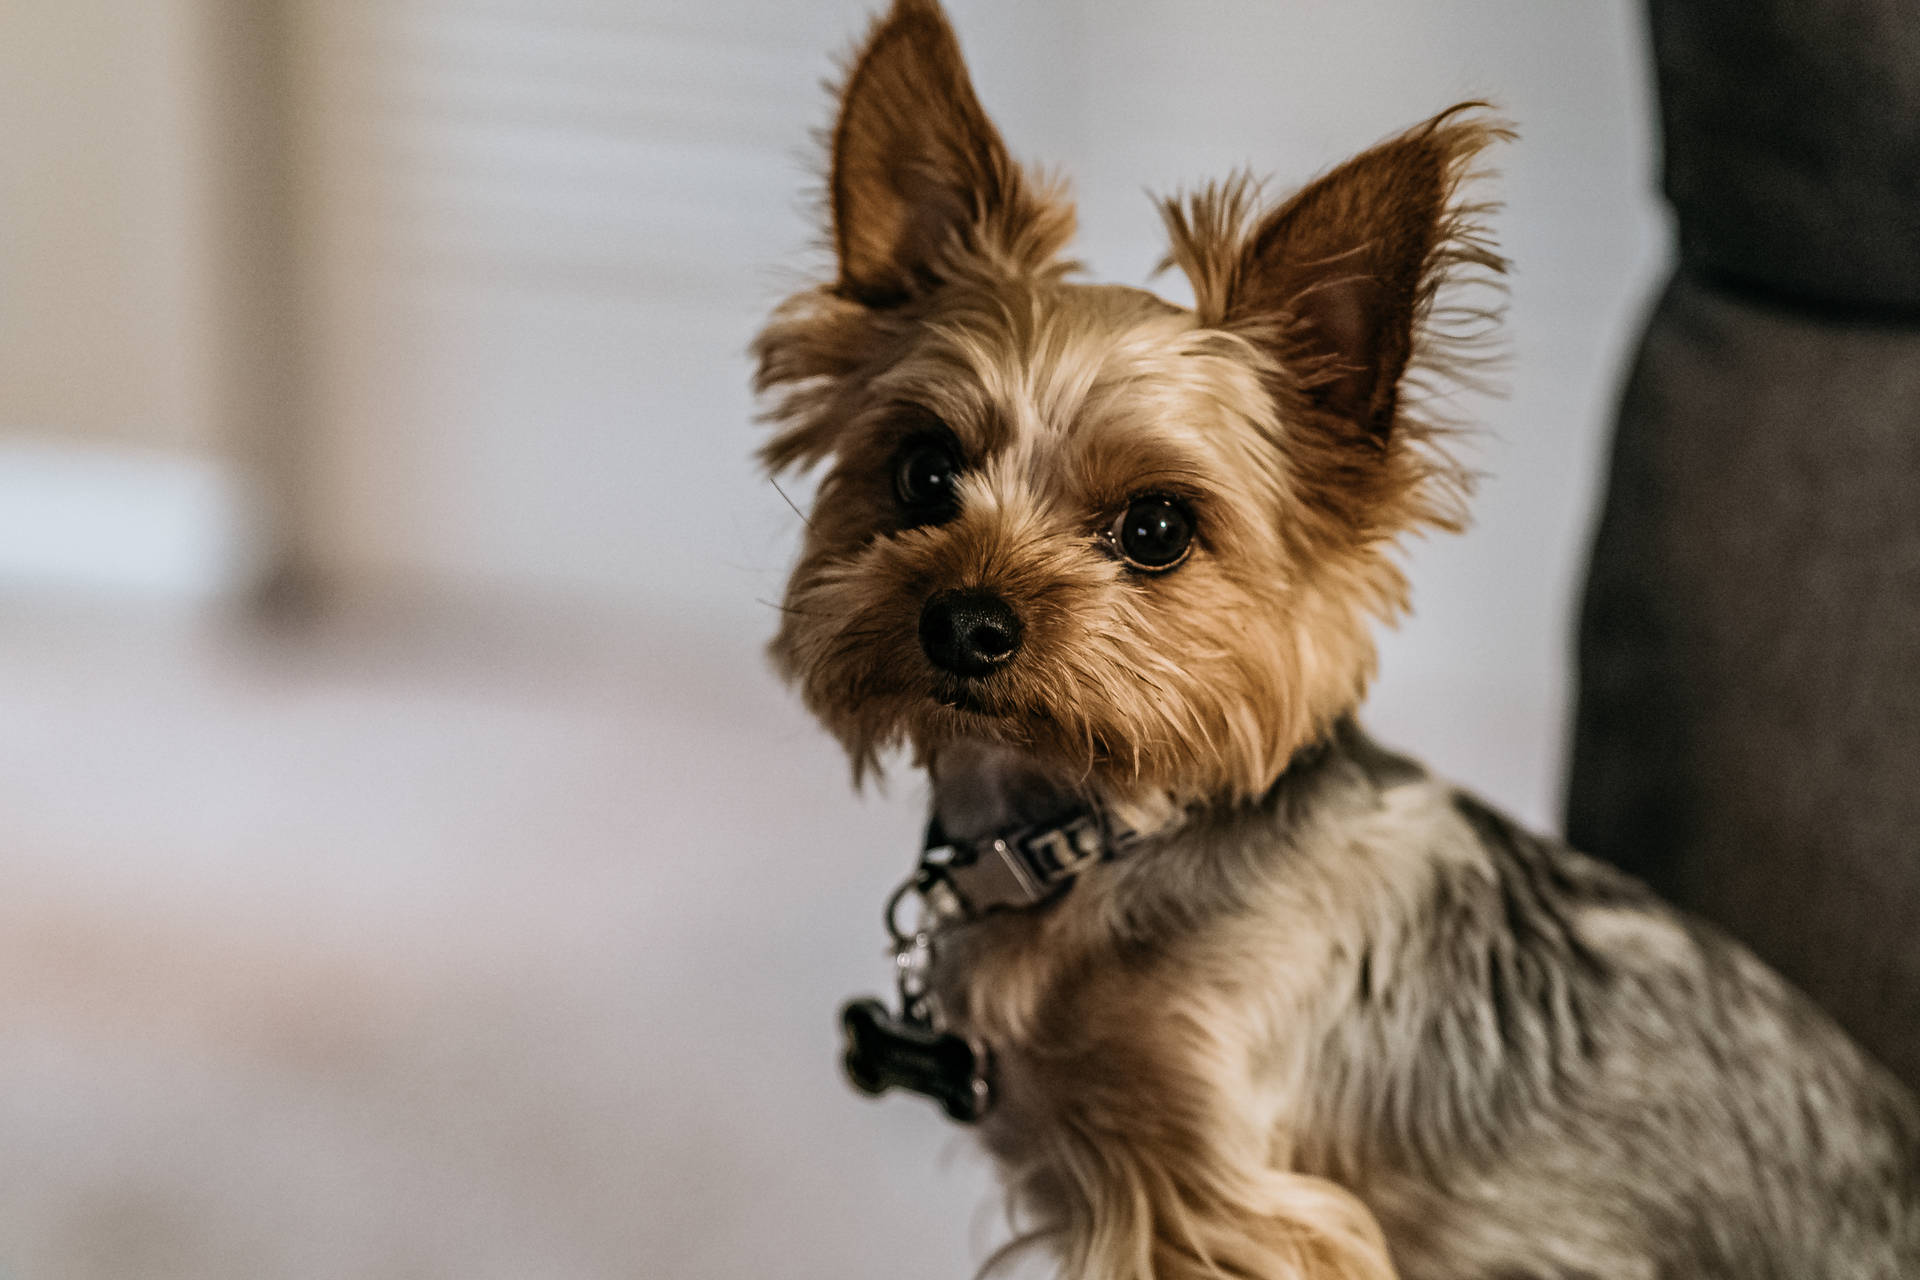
[912,806,1140,925]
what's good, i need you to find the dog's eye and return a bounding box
[1109,496,1194,572]
[893,438,961,524]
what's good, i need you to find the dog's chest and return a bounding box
[935,890,1304,1174]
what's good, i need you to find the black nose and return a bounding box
[919,589,1022,677]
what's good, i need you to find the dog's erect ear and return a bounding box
[829,0,1073,306]
[1169,106,1507,438]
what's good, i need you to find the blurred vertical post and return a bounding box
[202,0,319,615]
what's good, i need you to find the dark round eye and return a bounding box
[1109,495,1195,571]
[893,438,960,523]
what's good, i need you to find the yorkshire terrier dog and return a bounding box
[756,3,1920,1277]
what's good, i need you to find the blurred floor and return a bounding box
[0,592,1541,1279]
[0,594,1007,1279]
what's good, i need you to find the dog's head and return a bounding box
[757,0,1506,805]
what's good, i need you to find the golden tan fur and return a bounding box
[754,3,1511,1276]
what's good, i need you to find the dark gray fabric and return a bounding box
[1649,0,1920,309]
[1570,0,1920,1090]
[1567,267,1920,1088]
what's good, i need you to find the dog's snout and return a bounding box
[919,589,1022,677]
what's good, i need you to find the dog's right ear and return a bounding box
[829,0,1073,306]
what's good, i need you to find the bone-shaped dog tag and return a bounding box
[840,998,992,1123]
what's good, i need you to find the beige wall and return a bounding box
[0,0,220,452]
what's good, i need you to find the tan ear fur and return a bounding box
[1163,105,1509,439]
[829,0,1073,305]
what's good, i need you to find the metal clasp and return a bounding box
[1018,813,1104,880]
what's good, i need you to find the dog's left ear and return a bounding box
[828,0,1074,306]
[1170,106,1508,440]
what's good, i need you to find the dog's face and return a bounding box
[757,0,1504,804]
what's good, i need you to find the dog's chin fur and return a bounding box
[756,4,1920,1279]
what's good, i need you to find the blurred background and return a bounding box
[0,1,1665,1275]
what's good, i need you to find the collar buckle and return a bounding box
[922,810,1119,921]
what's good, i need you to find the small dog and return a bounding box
[756,3,1920,1277]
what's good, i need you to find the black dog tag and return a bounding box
[840,998,992,1123]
